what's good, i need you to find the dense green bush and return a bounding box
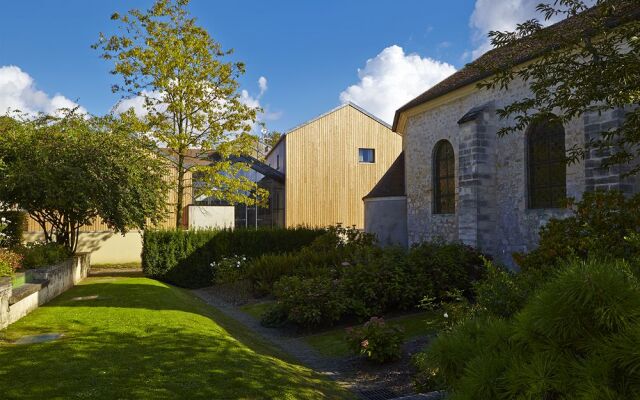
[17,242,71,269]
[407,241,486,300]
[142,227,324,288]
[0,211,26,248]
[474,260,546,318]
[273,275,347,329]
[515,190,640,272]
[260,303,288,328]
[246,225,376,296]
[414,258,640,398]
[346,317,405,363]
[341,246,417,318]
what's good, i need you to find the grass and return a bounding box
[304,311,445,358]
[0,276,351,399]
[91,262,142,269]
[240,300,276,320]
[11,272,25,288]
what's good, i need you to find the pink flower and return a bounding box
[361,339,369,349]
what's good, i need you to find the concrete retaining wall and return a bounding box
[0,253,91,329]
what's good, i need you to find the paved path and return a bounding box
[193,287,445,400]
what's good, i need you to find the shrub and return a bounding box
[346,317,405,363]
[211,254,248,285]
[340,246,417,318]
[407,241,486,300]
[245,225,374,296]
[17,242,71,269]
[474,259,545,318]
[273,275,347,329]
[515,190,640,272]
[0,211,26,248]
[415,258,640,399]
[0,249,23,278]
[260,303,288,328]
[142,227,324,288]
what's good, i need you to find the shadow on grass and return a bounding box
[0,277,350,400]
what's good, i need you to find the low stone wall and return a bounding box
[0,278,11,329]
[0,253,91,329]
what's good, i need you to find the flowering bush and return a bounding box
[346,317,405,363]
[0,249,23,278]
[211,254,248,284]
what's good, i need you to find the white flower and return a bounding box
[443,312,449,319]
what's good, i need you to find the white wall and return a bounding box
[187,205,235,230]
[24,231,143,265]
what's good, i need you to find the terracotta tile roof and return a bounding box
[392,1,640,131]
[363,152,405,199]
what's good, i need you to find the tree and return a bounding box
[478,0,640,173]
[0,110,170,252]
[263,130,283,150]
[94,0,267,228]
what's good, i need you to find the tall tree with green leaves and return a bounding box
[94,0,266,228]
[478,0,640,173]
[0,109,170,252]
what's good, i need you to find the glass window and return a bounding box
[527,118,566,209]
[434,140,455,214]
[359,148,375,163]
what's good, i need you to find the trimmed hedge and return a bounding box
[142,227,325,288]
[0,210,27,248]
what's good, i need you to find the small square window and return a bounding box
[359,148,375,163]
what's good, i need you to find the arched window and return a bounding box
[434,140,455,214]
[527,117,566,209]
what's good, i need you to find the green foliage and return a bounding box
[246,225,375,296]
[211,254,248,285]
[341,246,417,318]
[273,275,347,329]
[415,258,640,399]
[474,259,545,318]
[478,0,640,174]
[407,241,486,300]
[260,303,288,328]
[17,242,72,269]
[0,111,169,252]
[346,317,405,363]
[0,211,26,248]
[141,227,324,288]
[0,249,22,278]
[516,190,640,271]
[95,0,264,227]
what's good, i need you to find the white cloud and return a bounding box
[468,0,596,60]
[258,76,268,96]
[339,45,457,123]
[0,65,86,116]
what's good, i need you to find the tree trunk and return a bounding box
[176,153,185,229]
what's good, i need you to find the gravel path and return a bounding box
[193,287,445,400]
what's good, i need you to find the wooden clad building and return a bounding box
[265,102,402,229]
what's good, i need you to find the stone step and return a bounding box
[9,280,48,305]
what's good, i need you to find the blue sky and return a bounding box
[0,0,548,132]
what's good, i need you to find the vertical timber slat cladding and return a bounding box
[283,104,402,229]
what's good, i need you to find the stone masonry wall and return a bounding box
[404,77,596,267]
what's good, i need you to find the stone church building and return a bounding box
[364,5,640,266]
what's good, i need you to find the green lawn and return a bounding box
[304,311,445,358]
[0,276,351,399]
